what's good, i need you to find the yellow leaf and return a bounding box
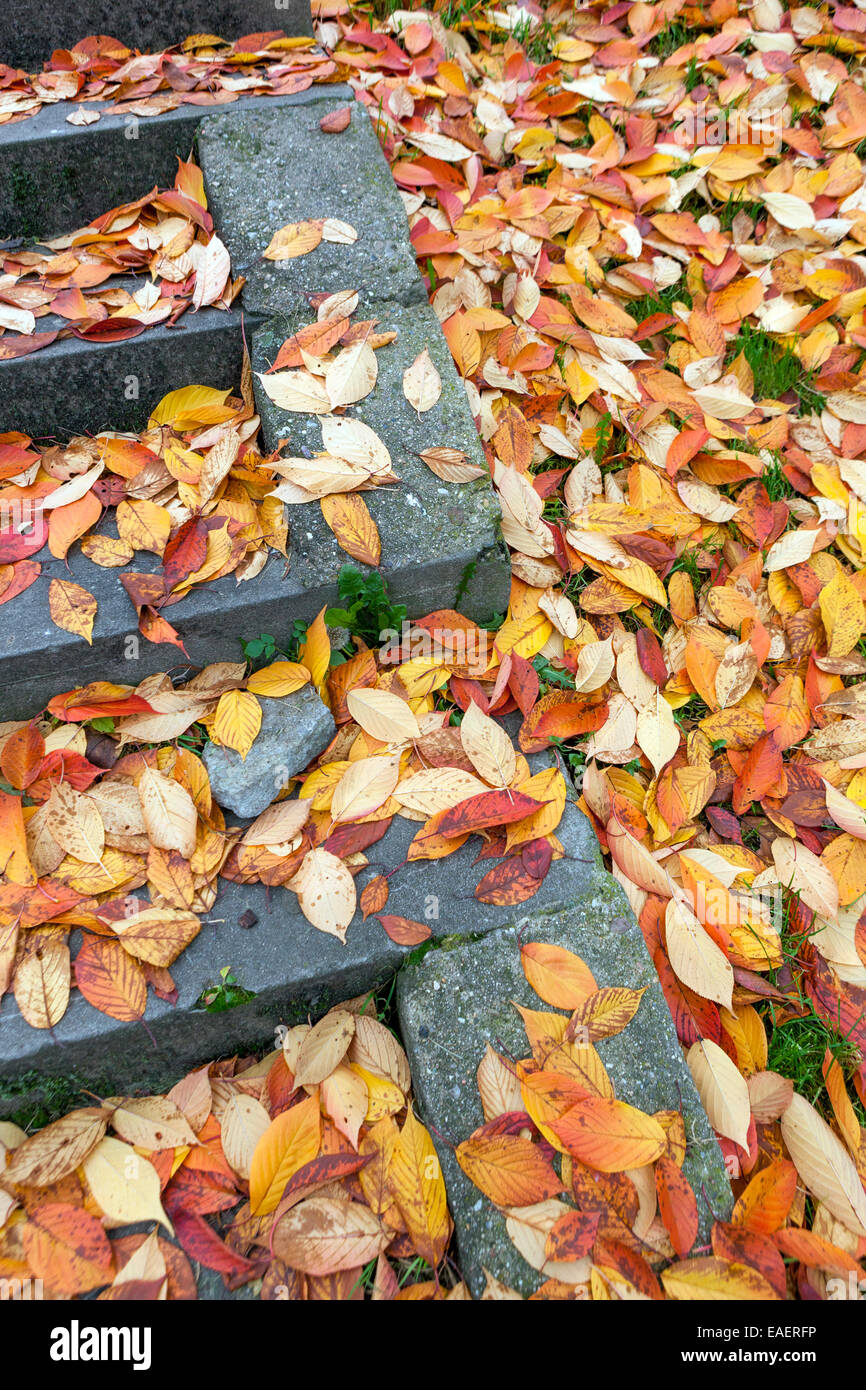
[82,1136,173,1234]
[662,1257,778,1300]
[48,579,97,645]
[249,1095,321,1215]
[115,499,172,556]
[389,1107,451,1266]
[320,493,381,566]
[299,607,331,689]
[346,687,420,743]
[246,661,311,697]
[149,385,231,429]
[820,570,865,658]
[212,690,262,760]
[263,219,323,260]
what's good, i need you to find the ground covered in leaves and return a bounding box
[2,0,866,1299]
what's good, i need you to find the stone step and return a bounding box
[1,295,508,717]
[0,747,602,1123]
[396,888,734,1297]
[0,0,313,76]
[0,93,510,718]
[0,87,350,241]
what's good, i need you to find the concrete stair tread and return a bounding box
[198,97,426,317]
[0,304,248,440]
[0,87,351,241]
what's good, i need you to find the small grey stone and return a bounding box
[203,686,335,819]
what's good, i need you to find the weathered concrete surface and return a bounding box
[0,1,313,76]
[0,304,252,439]
[199,97,426,316]
[203,687,335,818]
[254,295,511,613]
[0,86,353,240]
[0,750,605,1120]
[397,848,734,1297]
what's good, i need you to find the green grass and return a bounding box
[717,197,765,232]
[766,1010,865,1124]
[628,283,692,322]
[762,452,795,501]
[684,57,702,93]
[669,546,705,599]
[650,20,692,59]
[729,326,801,400]
[673,694,711,729]
[760,890,866,1125]
[728,325,826,413]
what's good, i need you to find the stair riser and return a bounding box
[0,0,313,75]
[0,542,508,720]
[0,310,249,438]
[0,86,350,240]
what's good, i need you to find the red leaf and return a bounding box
[0,559,41,606]
[0,512,48,562]
[521,837,553,879]
[635,629,667,686]
[172,1211,257,1280]
[71,319,147,342]
[508,652,540,716]
[320,105,352,133]
[437,789,546,838]
[475,857,544,905]
[98,1278,166,1300]
[518,692,608,752]
[323,818,391,857]
[162,518,208,590]
[28,750,101,801]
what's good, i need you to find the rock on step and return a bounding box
[203,686,336,819]
[0,0,314,76]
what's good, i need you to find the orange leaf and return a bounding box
[455,1134,563,1205]
[731,1159,798,1235]
[550,1097,666,1172]
[73,937,146,1022]
[520,941,597,1010]
[655,1155,698,1258]
[20,1202,114,1295]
